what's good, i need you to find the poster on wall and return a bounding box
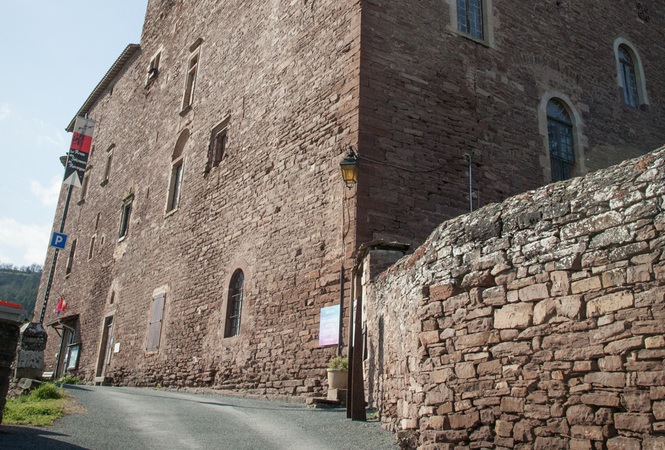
[318,304,340,347]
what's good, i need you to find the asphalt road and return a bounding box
[0,385,400,449]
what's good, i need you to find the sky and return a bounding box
[0,0,149,267]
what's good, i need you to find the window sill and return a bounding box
[455,31,492,48]
[164,208,179,218]
[179,105,192,117]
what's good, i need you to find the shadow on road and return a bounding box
[0,425,85,450]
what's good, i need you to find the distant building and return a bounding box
[38,0,664,396]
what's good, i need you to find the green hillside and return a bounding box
[0,265,42,318]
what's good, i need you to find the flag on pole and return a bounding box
[55,296,67,316]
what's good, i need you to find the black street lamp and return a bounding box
[340,147,358,188]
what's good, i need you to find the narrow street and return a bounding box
[0,386,399,449]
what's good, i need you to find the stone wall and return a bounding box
[364,147,665,449]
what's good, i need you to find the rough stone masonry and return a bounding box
[364,146,665,449]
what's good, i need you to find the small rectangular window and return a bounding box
[118,196,133,240]
[167,159,184,212]
[147,293,165,351]
[65,239,77,275]
[182,52,199,111]
[147,51,161,84]
[88,236,96,260]
[102,144,114,186]
[207,118,230,173]
[79,170,91,203]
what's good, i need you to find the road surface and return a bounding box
[0,385,399,449]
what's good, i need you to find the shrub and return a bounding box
[31,383,64,400]
[328,356,348,370]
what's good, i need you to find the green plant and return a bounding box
[328,356,348,370]
[31,383,65,400]
[57,375,83,386]
[3,384,67,426]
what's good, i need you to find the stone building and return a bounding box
[38,0,664,401]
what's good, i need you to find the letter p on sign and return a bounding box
[50,232,68,250]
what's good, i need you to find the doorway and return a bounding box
[95,316,114,383]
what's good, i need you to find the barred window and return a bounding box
[224,270,244,338]
[457,0,484,39]
[547,99,575,182]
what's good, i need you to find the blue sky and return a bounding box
[0,0,148,267]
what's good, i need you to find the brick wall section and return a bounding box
[38,0,361,397]
[357,0,665,248]
[364,147,665,448]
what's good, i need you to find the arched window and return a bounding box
[619,45,639,108]
[614,39,648,108]
[547,99,575,182]
[224,270,244,338]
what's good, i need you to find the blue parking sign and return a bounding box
[50,232,68,250]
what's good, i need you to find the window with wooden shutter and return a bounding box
[147,293,165,351]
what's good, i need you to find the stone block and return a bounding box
[533,298,556,325]
[587,291,634,317]
[570,439,593,450]
[646,335,665,348]
[534,437,568,450]
[621,389,651,413]
[494,303,533,329]
[581,392,620,407]
[571,277,602,294]
[643,436,665,450]
[518,283,550,302]
[482,285,506,306]
[571,425,604,441]
[607,436,641,450]
[654,401,665,421]
[566,404,595,425]
[614,413,652,433]
[500,396,524,413]
[428,415,448,430]
[637,371,665,387]
[455,362,475,379]
[632,320,665,335]
[420,330,441,346]
[584,372,625,388]
[604,336,644,355]
[448,410,479,429]
[599,355,624,371]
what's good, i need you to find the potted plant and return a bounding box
[327,355,348,390]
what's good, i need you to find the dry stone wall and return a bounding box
[365,147,665,449]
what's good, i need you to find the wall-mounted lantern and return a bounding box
[340,146,358,188]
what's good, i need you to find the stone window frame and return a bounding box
[166,130,189,215]
[538,93,587,184]
[78,165,93,204]
[224,269,245,338]
[145,48,163,87]
[87,234,96,261]
[118,194,134,241]
[613,38,648,109]
[180,38,203,114]
[206,117,230,174]
[447,0,494,47]
[65,238,77,275]
[101,144,115,187]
